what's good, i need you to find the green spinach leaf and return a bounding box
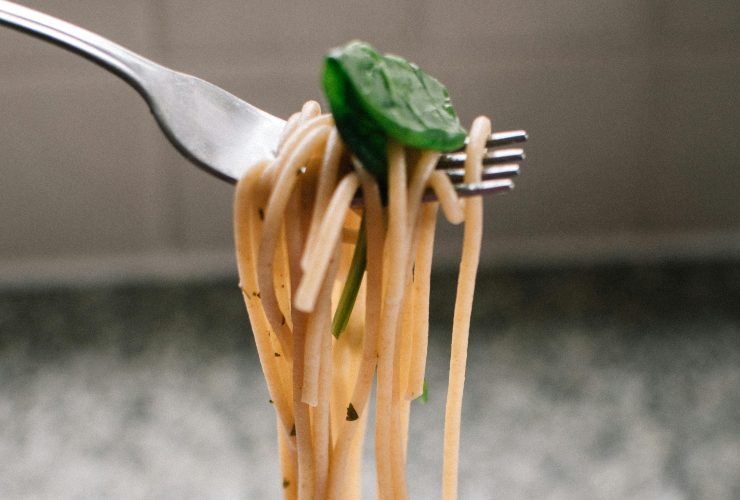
[322,40,466,183]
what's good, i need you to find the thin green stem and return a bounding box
[331,215,367,338]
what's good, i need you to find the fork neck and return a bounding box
[0,0,156,95]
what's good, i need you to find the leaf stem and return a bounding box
[331,215,367,337]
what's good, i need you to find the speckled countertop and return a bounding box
[1,262,739,499]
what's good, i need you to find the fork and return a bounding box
[0,0,526,198]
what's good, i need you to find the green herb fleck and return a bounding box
[419,380,428,403]
[282,478,290,489]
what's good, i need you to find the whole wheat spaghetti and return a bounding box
[234,100,491,499]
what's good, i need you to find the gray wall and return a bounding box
[1,0,739,286]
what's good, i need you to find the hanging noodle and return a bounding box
[234,100,490,500]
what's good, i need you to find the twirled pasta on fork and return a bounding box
[234,41,525,500]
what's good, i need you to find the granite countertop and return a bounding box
[1,261,739,499]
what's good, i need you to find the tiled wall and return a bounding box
[1,1,739,285]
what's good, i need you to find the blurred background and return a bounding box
[1,1,738,498]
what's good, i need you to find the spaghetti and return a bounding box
[234,100,490,499]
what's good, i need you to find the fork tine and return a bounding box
[454,129,528,151]
[423,178,514,202]
[438,147,525,168]
[453,178,514,198]
[485,129,528,148]
[353,175,515,206]
[442,162,520,182]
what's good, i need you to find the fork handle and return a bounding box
[0,1,156,96]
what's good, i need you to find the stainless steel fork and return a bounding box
[0,0,526,197]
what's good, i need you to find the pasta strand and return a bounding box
[441,116,491,500]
